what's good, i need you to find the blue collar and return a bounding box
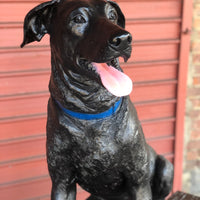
[55,98,122,120]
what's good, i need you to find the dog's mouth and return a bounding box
[76,57,133,97]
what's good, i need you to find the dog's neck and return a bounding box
[49,58,121,114]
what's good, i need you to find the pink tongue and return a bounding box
[92,62,133,97]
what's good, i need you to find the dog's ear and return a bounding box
[108,1,125,28]
[21,0,59,48]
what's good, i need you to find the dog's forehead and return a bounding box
[58,0,111,15]
[61,0,107,5]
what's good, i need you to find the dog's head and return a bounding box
[21,0,133,97]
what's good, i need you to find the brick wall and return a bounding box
[183,0,200,196]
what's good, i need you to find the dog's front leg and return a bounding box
[47,98,77,200]
[47,149,77,200]
[137,183,152,200]
[130,183,152,200]
[47,150,77,200]
[51,181,76,200]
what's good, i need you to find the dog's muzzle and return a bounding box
[109,33,132,58]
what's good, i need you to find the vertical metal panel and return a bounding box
[173,0,193,192]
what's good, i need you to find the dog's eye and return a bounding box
[108,10,118,22]
[73,14,86,24]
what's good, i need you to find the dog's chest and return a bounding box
[59,101,149,192]
[72,121,124,171]
[68,117,148,193]
[72,131,126,194]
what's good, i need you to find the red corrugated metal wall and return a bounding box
[0,0,191,199]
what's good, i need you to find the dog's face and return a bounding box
[21,0,133,97]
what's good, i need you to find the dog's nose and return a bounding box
[109,33,132,50]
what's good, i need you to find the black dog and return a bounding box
[21,0,174,199]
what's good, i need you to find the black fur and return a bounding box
[21,0,174,199]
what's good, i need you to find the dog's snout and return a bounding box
[109,33,132,50]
